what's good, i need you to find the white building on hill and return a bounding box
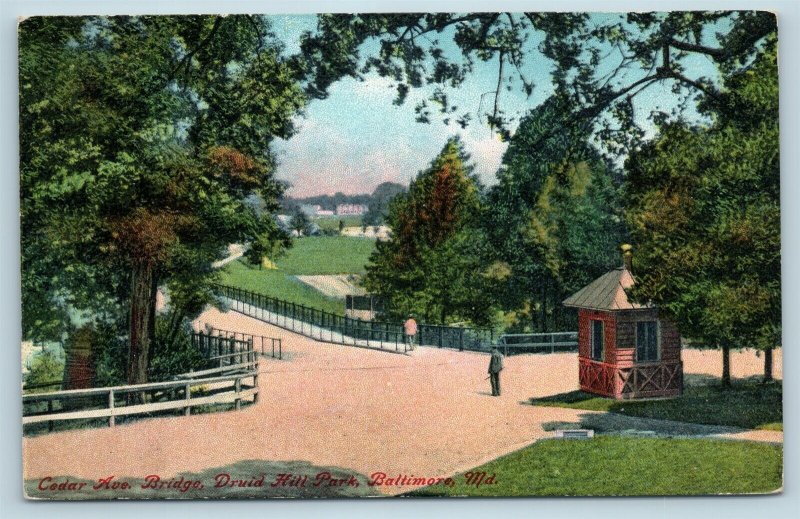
[336,204,368,216]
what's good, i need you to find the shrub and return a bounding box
[24,350,65,392]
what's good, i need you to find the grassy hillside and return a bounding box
[218,236,376,314]
[313,215,362,233]
[276,236,375,275]
[219,260,345,315]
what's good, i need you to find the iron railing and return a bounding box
[215,284,494,353]
[497,332,578,355]
[203,326,283,360]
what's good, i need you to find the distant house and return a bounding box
[300,204,322,216]
[316,209,335,217]
[336,204,368,216]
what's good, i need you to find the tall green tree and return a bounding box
[364,137,490,325]
[483,97,624,332]
[20,16,305,384]
[290,207,311,236]
[625,40,779,384]
[362,181,406,226]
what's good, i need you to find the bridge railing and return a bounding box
[202,326,283,360]
[215,284,495,353]
[498,332,578,355]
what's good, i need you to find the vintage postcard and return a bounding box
[20,11,782,499]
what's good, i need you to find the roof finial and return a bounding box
[621,244,633,271]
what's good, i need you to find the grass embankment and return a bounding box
[529,378,782,431]
[313,215,362,233]
[219,260,344,314]
[218,236,376,315]
[277,235,375,275]
[410,436,783,497]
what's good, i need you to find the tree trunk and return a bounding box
[721,343,731,387]
[763,347,773,383]
[127,262,157,386]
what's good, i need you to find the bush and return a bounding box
[147,314,207,381]
[24,350,65,392]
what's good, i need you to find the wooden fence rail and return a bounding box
[23,367,258,431]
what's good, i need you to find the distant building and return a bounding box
[316,209,335,216]
[336,204,368,216]
[563,245,683,400]
[300,204,322,216]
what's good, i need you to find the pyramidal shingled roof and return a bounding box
[563,267,650,311]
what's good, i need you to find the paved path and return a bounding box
[23,308,782,496]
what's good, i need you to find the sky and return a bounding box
[267,13,721,198]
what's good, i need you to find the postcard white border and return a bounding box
[1,1,798,518]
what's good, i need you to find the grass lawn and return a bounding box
[529,378,782,431]
[277,236,375,275]
[219,260,344,315]
[218,236,376,314]
[409,436,782,497]
[313,215,362,233]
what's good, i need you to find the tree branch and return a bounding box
[668,38,726,59]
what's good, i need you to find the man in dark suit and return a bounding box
[488,347,504,396]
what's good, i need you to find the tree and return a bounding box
[20,16,305,384]
[483,96,624,332]
[245,217,292,269]
[300,12,776,146]
[363,181,407,226]
[290,208,311,236]
[625,41,779,385]
[364,137,490,325]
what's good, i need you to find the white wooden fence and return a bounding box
[23,355,258,432]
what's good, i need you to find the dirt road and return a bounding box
[23,307,782,496]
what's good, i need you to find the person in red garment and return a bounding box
[403,315,418,351]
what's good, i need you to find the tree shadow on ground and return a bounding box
[540,412,743,438]
[527,375,782,431]
[25,459,379,500]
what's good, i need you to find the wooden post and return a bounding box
[184,382,191,416]
[47,400,54,432]
[108,389,115,427]
[234,377,242,410]
[253,372,259,404]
